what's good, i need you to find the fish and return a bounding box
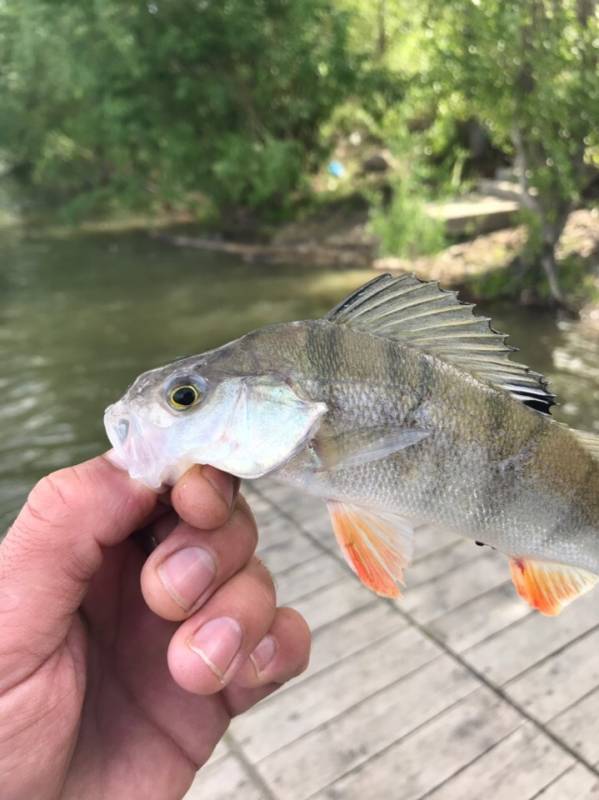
[104,273,599,616]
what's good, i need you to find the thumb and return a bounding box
[0,455,156,687]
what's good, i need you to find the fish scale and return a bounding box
[104,274,599,616]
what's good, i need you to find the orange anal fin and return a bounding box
[509,558,598,616]
[327,501,413,598]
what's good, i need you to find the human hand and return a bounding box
[0,456,310,800]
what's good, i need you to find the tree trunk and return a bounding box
[540,242,564,305]
[538,210,569,306]
[511,126,569,307]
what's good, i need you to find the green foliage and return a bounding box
[0,0,356,218]
[468,247,599,307]
[423,1,598,236]
[211,136,305,216]
[369,179,446,258]
[0,0,596,281]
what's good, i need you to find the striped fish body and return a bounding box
[258,320,599,575]
[105,274,599,615]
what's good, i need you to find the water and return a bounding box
[2,225,599,530]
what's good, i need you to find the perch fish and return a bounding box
[104,274,599,616]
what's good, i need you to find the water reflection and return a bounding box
[488,306,599,432]
[1,226,599,529]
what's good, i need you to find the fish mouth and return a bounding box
[104,404,168,489]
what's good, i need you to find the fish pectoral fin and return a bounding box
[327,501,414,598]
[509,557,598,616]
[314,426,430,471]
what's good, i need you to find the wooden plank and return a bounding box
[425,722,572,800]
[533,764,599,799]
[407,540,479,587]
[547,687,599,764]
[184,755,265,800]
[283,602,407,694]
[429,582,531,652]
[292,515,337,553]
[257,655,477,800]
[426,196,519,236]
[249,478,293,502]
[243,485,275,515]
[205,736,229,765]
[275,554,346,606]
[505,626,599,722]
[277,502,338,556]
[412,524,462,560]
[310,688,521,800]
[398,548,508,623]
[256,480,302,508]
[463,589,599,685]
[278,498,329,527]
[291,576,374,631]
[258,533,320,575]
[242,602,406,706]
[255,513,295,552]
[230,625,440,763]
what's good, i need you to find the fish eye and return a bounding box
[168,383,202,410]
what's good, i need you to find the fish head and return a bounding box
[104,348,327,490]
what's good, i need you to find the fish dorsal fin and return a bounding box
[509,557,598,615]
[571,428,599,462]
[327,501,413,598]
[326,274,555,414]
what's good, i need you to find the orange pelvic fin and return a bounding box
[509,557,598,616]
[327,501,413,598]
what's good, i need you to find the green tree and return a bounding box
[0,0,355,219]
[425,0,599,304]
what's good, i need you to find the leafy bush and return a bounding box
[0,0,356,219]
[369,178,446,258]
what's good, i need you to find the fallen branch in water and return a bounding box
[150,230,373,268]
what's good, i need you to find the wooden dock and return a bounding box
[185,479,599,800]
[425,195,520,236]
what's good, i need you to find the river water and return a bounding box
[2,224,599,530]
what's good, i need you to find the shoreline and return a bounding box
[3,197,597,315]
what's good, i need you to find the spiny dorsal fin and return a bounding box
[326,274,555,414]
[571,428,599,462]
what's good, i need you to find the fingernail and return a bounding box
[202,466,235,507]
[188,617,243,682]
[158,547,216,611]
[250,635,277,676]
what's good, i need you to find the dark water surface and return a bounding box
[2,225,599,529]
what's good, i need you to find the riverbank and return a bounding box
[156,204,599,312]
[3,176,597,316]
[375,207,599,302]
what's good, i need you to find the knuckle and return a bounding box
[24,467,87,529]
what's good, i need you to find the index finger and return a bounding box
[0,455,157,687]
